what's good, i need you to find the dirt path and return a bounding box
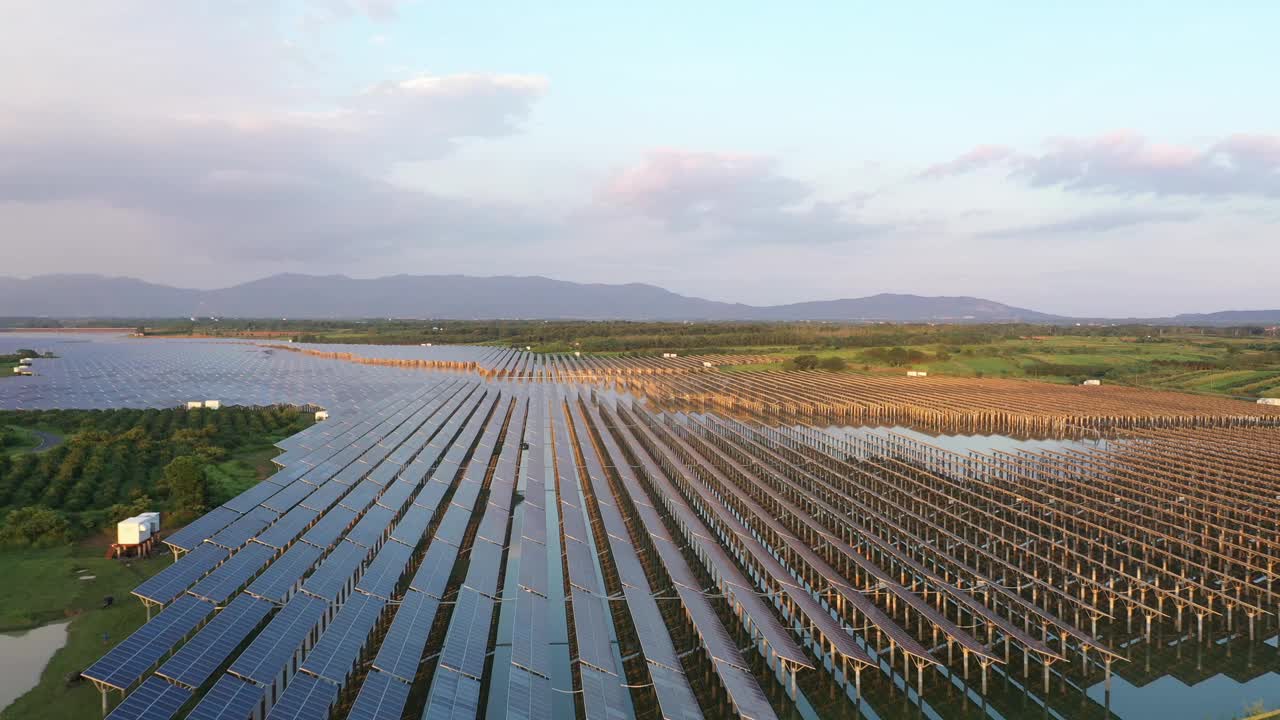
[28,430,62,453]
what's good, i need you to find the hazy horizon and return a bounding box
[2,2,1277,316]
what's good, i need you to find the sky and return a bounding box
[1,1,1277,316]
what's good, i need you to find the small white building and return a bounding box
[137,512,161,535]
[204,400,221,410]
[907,370,928,377]
[14,366,34,376]
[186,401,203,410]
[1258,398,1280,406]
[1082,379,1102,386]
[18,357,34,365]
[315,410,330,421]
[703,361,714,368]
[116,516,152,546]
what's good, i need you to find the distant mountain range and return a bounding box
[0,273,1276,325]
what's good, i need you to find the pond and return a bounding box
[0,622,69,711]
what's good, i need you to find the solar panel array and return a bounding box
[86,364,1017,720]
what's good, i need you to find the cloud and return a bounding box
[599,150,883,244]
[918,144,1016,179]
[976,208,1199,239]
[927,132,1280,197]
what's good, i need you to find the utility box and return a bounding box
[907,371,928,377]
[1082,379,1102,386]
[204,400,221,410]
[315,410,330,421]
[186,401,203,410]
[703,361,714,368]
[18,357,34,365]
[117,517,152,545]
[1259,398,1280,406]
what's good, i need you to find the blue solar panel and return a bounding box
[371,590,438,683]
[333,460,371,486]
[355,540,414,600]
[185,674,264,720]
[389,503,432,547]
[224,481,284,514]
[132,543,229,605]
[424,666,481,720]
[207,506,278,550]
[83,595,215,690]
[245,541,323,604]
[301,540,367,603]
[376,479,416,512]
[189,542,275,604]
[264,670,338,720]
[413,479,449,512]
[347,505,395,548]
[348,669,411,720]
[463,539,503,597]
[298,592,387,684]
[254,504,320,550]
[439,588,495,680]
[228,593,327,686]
[299,480,346,512]
[261,479,314,514]
[164,506,240,552]
[157,594,273,688]
[104,677,191,720]
[505,665,552,720]
[410,542,458,598]
[367,461,401,486]
[339,478,382,512]
[433,505,469,548]
[300,505,357,549]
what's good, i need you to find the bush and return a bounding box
[817,356,848,372]
[791,355,820,371]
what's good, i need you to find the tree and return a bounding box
[161,455,208,514]
[0,506,70,547]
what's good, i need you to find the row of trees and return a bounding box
[0,406,310,546]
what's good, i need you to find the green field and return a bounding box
[0,544,172,719]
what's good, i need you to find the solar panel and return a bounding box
[133,543,229,605]
[245,541,323,604]
[579,665,631,720]
[298,591,387,685]
[433,505,469,548]
[261,479,315,514]
[409,542,458,598]
[104,677,191,720]
[366,461,401,487]
[185,674,265,720]
[301,540,367,603]
[371,590,440,683]
[375,479,416,512]
[299,480,346,512]
[224,481,284,514]
[347,505,396,548]
[333,460,371,487]
[300,505,357,549]
[504,665,552,720]
[156,594,273,688]
[263,671,338,720]
[189,542,275,604]
[450,480,481,511]
[463,540,503,597]
[227,592,327,685]
[340,478,383,513]
[389,503,432,547]
[413,480,449,512]
[423,666,482,720]
[254,504,320,550]
[473,504,508,545]
[510,590,549,677]
[438,588,494,680]
[207,506,278,550]
[355,540,414,600]
[347,669,411,720]
[83,595,215,691]
[645,661,702,720]
[164,506,240,552]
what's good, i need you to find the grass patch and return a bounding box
[206,445,281,506]
[3,426,40,457]
[0,544,171,719]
